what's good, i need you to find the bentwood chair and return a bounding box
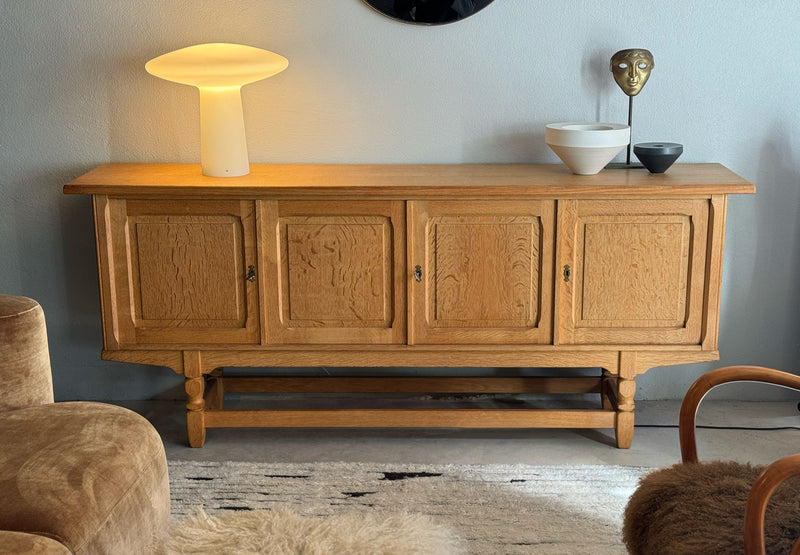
[623,366,800,555]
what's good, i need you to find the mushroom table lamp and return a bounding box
[146,43,288,177]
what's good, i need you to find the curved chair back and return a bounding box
[0,295,54,412]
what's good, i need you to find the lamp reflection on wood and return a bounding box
[146,43,288,177]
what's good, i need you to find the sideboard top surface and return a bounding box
[64,163,755,197]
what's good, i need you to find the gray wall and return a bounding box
[1,1,798,401]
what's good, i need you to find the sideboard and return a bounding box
[64,163,755,447]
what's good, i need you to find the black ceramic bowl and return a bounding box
[633,142,683,173]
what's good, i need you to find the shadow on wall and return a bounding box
[107,50,198,165]
[461,45,619,165]
[57,169,185,401]
[639,124,800,401]
[581,48,615,123]
[737,123,800,363]
[58,179,102,346]
[714,121,800,397]
[462,129,550,163]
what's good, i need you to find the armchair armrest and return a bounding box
[679,366,800,464]
[744,453,800,554]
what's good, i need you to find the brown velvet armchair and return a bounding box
[623,366,800,554]
[0,295,171,553]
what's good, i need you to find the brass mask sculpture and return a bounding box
[610,48,654,165]
[610,49,654,97]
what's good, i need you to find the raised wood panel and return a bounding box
[134,216,244,323]
[578,215,689,324]
[283,216,391,325]
[557,199,709,345]
[262,200,406,344]
[68,163,753,448]
[431,216,536,325]
[411,200,554,344]
[106,199,259,345]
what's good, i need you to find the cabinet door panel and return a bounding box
[135,217,242,322]
[411,200,554,344]
[262,200,406,344]
[103,199,259,345]
[557,199,708,345]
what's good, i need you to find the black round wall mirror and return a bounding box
[363,0,495,25]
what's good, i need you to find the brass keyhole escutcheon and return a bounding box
[414,265,422,282]
[246,265,256,282]
[563,265,571,282]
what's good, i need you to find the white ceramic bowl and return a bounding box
[545,122,630,175]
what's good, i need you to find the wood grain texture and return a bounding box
[615,412,635,449]
[701,195,727,350]
[430,216,536,324]
[107,199,259,345]
[580,216,687,322]
[134,215,243,322]
[99,346,716,370]
[197,347,623,371]
[104,198,136,344]
[283,217,389,324]
[558,199,709,345]
[100,349,184,374]
[263,200,406,344]
[183,351,206,447]
[67,163,754,448]
[410,200,554,345]
[203,408,617,429]
[64,163,756,198]
[92,195,120,350]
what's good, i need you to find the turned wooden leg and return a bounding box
[183,351,207,448]
[615,409,635,449]
[185,375,206,447]
[615,353,639,448]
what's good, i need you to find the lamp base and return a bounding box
[199,87,250,177]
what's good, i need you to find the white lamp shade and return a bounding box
[146,43,288,177]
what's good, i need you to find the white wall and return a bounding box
[1,0,798,401]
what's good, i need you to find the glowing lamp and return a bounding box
[146,43,288,177]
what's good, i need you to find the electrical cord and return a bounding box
[635,424,800,431]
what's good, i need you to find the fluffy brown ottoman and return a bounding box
[623,461,800,554]
[0,295,170,553]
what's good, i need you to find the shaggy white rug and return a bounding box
[160,507,461,554]
[166,461,650,554]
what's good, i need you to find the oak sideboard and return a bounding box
[64,163,755,447]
